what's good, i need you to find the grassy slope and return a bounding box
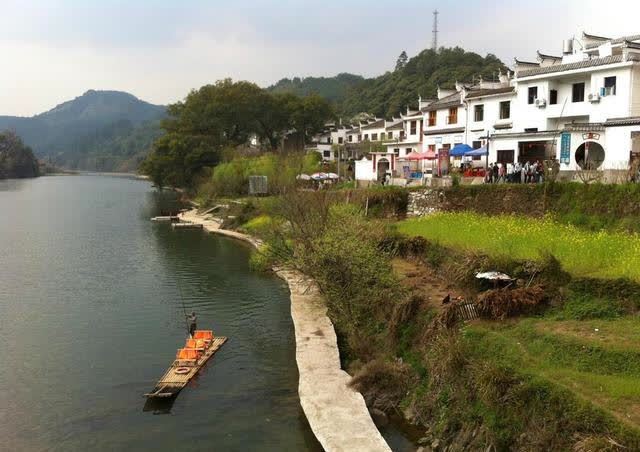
[398,211,640,438]
[398,212,640,281]
[467,315,640,428]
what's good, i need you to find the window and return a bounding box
[364,134,369,141]
[499,101,511,119]
[524,128,538,133]
[338,137,343,144]
[357,134,362,142]
[474,105,484,122]
[528,86,538,104]
[448,107,458,124]
[371,133,378,141]
[604,76,617,95]
[388,132,394,139]
[323,150,331,158]
[497,150,515,164]
[393,148,400,156]
[428,111,436,126]
[472,156,482,161]
[406,148,412,155]
[572,82,585,102]
[549,89,558,105]
[472,140,482,149]
[348,135,353,142]
[410,121,417,135]
[428,144,436,152]
[400,130,405,140]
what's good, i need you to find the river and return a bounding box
[0,175,413,451]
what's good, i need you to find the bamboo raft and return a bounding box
[151,215,180,222]
[144,331,228,399]
[171,222,203,229]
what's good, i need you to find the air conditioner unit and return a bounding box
[535,98,547,108]
[588,93,601,103]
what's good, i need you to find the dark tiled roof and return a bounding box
[605,117,640,127]
[585,33,640,49]
[466,87,515,99]
[514,58,539,67]
[423,126,465,136]
[583,31,610,41]
[386,122,404,130]
[517,54,639,78]
[360,119,385,130]
[421,92,462,112]
[537,51,562,61]
[493,129,560,139]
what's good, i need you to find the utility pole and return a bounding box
[432,10,439,51]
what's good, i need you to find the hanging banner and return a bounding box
[560,132,571,164]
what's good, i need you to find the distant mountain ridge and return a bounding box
[0,90,166,172]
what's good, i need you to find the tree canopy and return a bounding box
[270,47,508,118]
[0,131,40,179]
[140,79,333,189]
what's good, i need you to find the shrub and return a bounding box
[349,359,415,412]
[475,285,548,319]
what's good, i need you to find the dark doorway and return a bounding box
[575,141,605,169]
[518,141,554,163]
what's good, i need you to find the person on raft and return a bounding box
[187,311,197,338]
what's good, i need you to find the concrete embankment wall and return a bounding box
[180,210,390,452]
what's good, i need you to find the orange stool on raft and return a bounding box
[175,348,200,365]
[193,330,214,346]
[185,338,206,351]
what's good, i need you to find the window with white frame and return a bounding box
[474,104,484,122]
[604,76,617,96]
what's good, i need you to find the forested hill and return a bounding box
[268,73,365,104]
[268,47,508,118]
[0,90,166,172]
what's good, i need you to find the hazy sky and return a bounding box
[2,0,639,116]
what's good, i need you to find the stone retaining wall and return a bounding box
[407,189,447,217]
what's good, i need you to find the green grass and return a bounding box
[465,317,640,427]
[398,212,640,281]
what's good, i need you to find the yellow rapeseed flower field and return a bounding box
[398,212,640,281]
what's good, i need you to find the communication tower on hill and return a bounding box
[431,9,440,50]
[432,10,439,50]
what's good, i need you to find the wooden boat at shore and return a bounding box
[151,215,180,222]
[144,330,228,399]
[171,222,203,229]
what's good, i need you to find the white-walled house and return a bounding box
[487,32,640,174]
[422,87,467,159]
[355,30,640,185]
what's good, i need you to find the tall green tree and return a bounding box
[140,79,333,188]
[0,130,39,179]
[395,51,408,71]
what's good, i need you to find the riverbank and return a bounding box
[179,209,391,452]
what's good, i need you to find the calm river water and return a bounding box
[0,175,412,451]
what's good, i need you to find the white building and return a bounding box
[487,32,640,175]
[356,31,640,185]
[422,87,467,160]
